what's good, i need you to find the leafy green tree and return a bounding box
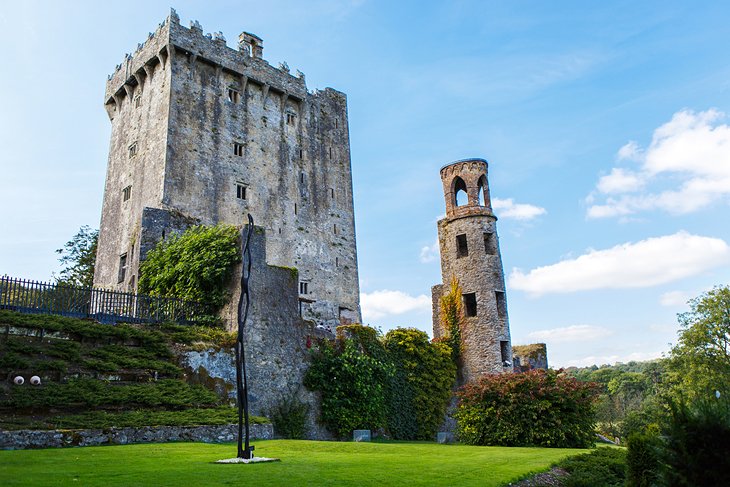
[668,286,730,400]
[55,226,98,288]
[139,224,240,308]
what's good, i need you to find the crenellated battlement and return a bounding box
[104,8,312,120]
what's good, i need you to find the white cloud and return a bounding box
[659,290,692,307]
[617,141,642,161]
[419,238,440,263]
[360,290,431,321]
[492,197,547,220]
[561,351,664,368]
[596,168,645,194]
[508,231,730,296]
[588,109,730,218]
[526,325,613,343]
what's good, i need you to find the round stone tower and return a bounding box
[431,158,513,383]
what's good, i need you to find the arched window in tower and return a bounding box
[477,175,488,207]
[453,176,467,207]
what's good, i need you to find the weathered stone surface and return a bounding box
[353,429,371,442]
[431,159,513,384]
[0,424,273,450]
[94,9,361,331]
[512,343,548,371]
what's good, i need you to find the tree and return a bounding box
[55,226,98,288]
[668,286,730,400]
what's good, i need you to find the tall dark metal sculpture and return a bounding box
[236,214,254,459]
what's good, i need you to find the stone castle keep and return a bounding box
[94,9,360,332]
[431,159,514,382]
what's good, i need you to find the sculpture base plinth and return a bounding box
[215,457,280,464]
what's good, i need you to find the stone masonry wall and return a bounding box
[0,424,273,450]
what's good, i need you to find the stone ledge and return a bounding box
[0,423,273,450]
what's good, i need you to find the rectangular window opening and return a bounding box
[335,257,339,267]
[294,203,298,215]
[118,253,128,283]
[128,142,138,158]
[122,185,132,202]
[329,147,332,159]
[299,149,303,159]
[227,88,240,103]
[300,173,305,184]
[456,234,468,258]
[236,183,247,200]
[495,291,507,319]
[500,341,510,365]
[233,143,244,157]
[286,112,296,126]
[299,281,309,295]
[333,223,337,235]
[463,292,477,317]
[134,95,142,108]
[484,232,497,255]
[330,188,335,199]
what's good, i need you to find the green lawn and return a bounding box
[0,440,587,486]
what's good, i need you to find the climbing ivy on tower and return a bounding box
[439,276,463,362]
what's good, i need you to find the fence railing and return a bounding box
[0,276,214,325]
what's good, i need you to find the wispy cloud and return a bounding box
[419,238,440,263]
[360,290,431,321]
[492,198,547,221]
[659,290,692,307]
[587,109,730,218]
[561,351,664,368]
[508,231,730,296]
[526,324,613,343]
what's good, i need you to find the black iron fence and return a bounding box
[0,276,213,325]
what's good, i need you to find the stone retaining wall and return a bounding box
[0,423,273,450]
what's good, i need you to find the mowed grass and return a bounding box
[0,440,586,486]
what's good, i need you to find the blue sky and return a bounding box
[2,1,729,367]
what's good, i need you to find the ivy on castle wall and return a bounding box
[304,324,456,440]
[139,224,240,310]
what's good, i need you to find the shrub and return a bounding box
[626,431,660,487]
[304,328,389,438]
[269,396,310,439]
[439,276,463,362]
[304,325,456,440]
[139,224,240,310]
[661,397,730,486]
[383,328,455,440]
[558,447,627,487]
[455,369,599,448]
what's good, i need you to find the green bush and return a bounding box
[139,224,240,310]
[269,396,310,439]
[455,369,599,448]
[626,431,660,487]
[304,325,456,440]
[662,397,730,486]
[558,447,627,487]
[383,328,455,440]
[304,328,389,438]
